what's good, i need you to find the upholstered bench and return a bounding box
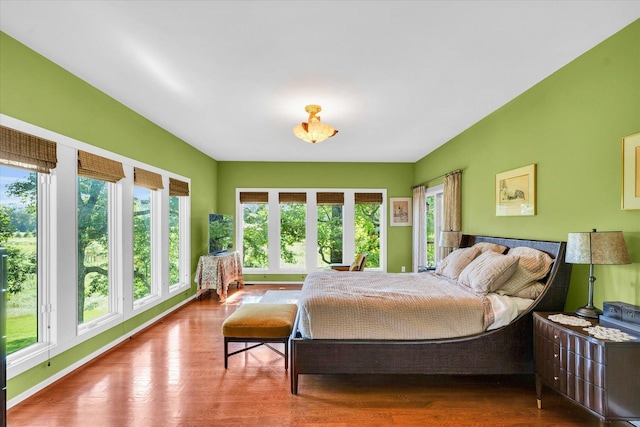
[221,303,298,369]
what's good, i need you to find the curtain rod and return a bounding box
[412,169,462,189]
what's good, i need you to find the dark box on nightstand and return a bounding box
[601,301,640,332]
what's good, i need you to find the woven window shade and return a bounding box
[279,192,307,203]
[134,167,164,190]
[317,192,344,205]
[169,178,190,196]
[239,191,268,204]
[355,192,383,204]
[77,150,125,183]
[0,125,58,173]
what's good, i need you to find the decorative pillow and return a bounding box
[473,242,508,254]
[458,251,520,295]
[435,247,480,280]
[511,282,545,299]
[497,247,554,296]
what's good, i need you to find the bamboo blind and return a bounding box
[355,192,383,204]
[77,150,125,183]
[134,167,164,190]
[279,192,307,203]
[0,125,58,173]
[239,191,268,204]
[169,178,189,196]
[317,192,344,205]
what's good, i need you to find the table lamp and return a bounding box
[440,230,462,250]
[565,229,631,318]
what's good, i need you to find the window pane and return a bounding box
[77,177,110,324]
[168,195,180,286]
[317,205,343,267]
[280,202,305,268]
[426,194,435,267]
[242,203,268,268]
[354,202,381,268]
[133,187,152,300]
[0,166,38,354]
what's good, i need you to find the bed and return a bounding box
[290,235,572,394]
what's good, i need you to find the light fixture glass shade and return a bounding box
[566,230,631,265]
[292,104,338,144]
[439,230,462,248]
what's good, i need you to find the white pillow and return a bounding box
[459,251,520,295]
[497,247,554,296]
[435,247,480,280]
[473,242,507,254]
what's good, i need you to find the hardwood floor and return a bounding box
[7,284,629,426]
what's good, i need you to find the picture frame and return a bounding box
[495,164,536,216]
[390,197,412,226]
[622,132,640,210]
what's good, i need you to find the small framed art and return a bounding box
[495,164,536,216]
[622,132,640,210]
[390,197,412,226]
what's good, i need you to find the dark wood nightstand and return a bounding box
[533,312,640,426]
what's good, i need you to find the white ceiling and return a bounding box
[1,1,639,163]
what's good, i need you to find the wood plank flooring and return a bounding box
[7,284,629,426]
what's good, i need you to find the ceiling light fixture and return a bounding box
[292,104,338,144]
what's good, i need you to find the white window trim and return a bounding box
[1,113,191,378]
[237,188,387,274]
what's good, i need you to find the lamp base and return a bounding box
[575,305,602,319]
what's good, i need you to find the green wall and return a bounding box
[0,32,217,399]
[217,161,414,281]
[415,20,640,311]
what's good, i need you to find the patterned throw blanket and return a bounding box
[194,252,244,300]
[298,270,493,340]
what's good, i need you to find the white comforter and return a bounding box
[298,270,531,340]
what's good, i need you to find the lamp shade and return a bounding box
[440,230,462,248]
[565,230,631,265]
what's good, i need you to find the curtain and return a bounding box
[442,170,462,256]
[412,185,427,272]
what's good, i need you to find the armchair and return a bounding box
[330,253,367,272]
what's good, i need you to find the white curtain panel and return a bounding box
[412,185,427,272]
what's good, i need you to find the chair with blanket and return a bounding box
[330,253,367,271]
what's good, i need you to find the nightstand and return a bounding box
[533,312,640,425]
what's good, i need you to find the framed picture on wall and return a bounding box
[390,197,412,226]
[495,164,536,216]
[622,132,640,210]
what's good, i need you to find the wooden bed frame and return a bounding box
[290,235,572,394]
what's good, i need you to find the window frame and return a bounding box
[2,114,191,379]
[237,188,386,274]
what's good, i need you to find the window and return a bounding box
[354,192,382,268]
[168,178,189,289]
[426,184,444,267]
[238,189,386,273]
[316,192,343,267]
[2,118,192,378]
[240,192,269,269]
[279,192,306,269]
[0,166,39,354]
[133,168,163,304]
[0,124,56,360]
[77,151,125,328]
